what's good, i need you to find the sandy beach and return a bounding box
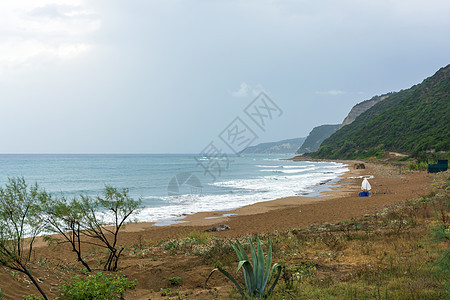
[119,161,432,239]
[0,161,439,299]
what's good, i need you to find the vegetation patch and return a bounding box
[310,65,450,159]
[59,272,136,300]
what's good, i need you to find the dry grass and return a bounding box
[174,178,449,299]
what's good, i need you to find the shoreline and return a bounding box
[127,158,351,231]
[116,160,435,242]
[32,159,355,246]
[32,160,435,243]
[28,160,435,243]
[146,159,351,227]
[121,160,368,233]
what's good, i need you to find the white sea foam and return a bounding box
[136,162,348,225]
[1,154,348,227]
[256,165,281,168]
[282,165,315,169]
[260,167,318,174]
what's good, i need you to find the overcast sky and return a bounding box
[1,0,449,154]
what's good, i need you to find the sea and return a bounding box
[0,154,348,226]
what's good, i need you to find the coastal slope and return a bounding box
[341,93,392,127]
[296,124,340,154]
[240,137,306,154]
[312,64,450,159]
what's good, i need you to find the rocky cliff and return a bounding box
[341,93,392,127]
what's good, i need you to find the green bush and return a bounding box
[164,240,180,253]
[59,272,136,300]
[408,160,429,171]
[185,230,211,244]
[22,296,45,300]
[0,177,50,300]
[168,276,181,286]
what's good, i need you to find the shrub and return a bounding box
[0,177,50,300]
[42,186,142,272]
[164,240,180,253]
[186,230,211,244]
[72,187,142,271]
[22,296,45,300]
[168,276,181,286]
[59,272,136,300]
[42,196,92,272]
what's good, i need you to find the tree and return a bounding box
[77,186,142,271]
[0,177,49,300]
[43,186,142,272]
[42,196,92,272]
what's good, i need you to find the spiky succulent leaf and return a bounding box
[262,238,273,293]
[231,241,255,295]
[205,268,245,298]
[235,240,250,262]
[237,259,256,295]
[266,263,282,297]
[247,237,259,292]
[256,237,266,295]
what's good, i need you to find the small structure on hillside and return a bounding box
[427,160,448,173]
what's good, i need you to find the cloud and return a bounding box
[231,82,249,97]
[0,0,100,75]
[231,82,266,98]
[316,90,347,96]
[29,4,94,19]
[0,40,90,65]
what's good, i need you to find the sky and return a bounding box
[0,0,449,154]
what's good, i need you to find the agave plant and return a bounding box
[205,237,281,298]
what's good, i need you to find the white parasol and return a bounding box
[361,178,371,191]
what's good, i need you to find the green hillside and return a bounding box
[296,124,340,154]
[311,65,450,159]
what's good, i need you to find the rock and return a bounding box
[354,163,365,169]
[205,224,230,232]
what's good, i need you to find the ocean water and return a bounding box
[0,154,348,225]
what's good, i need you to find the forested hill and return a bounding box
[296,124,340,154]
[311,64,450,159]
[240,137,306,154]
